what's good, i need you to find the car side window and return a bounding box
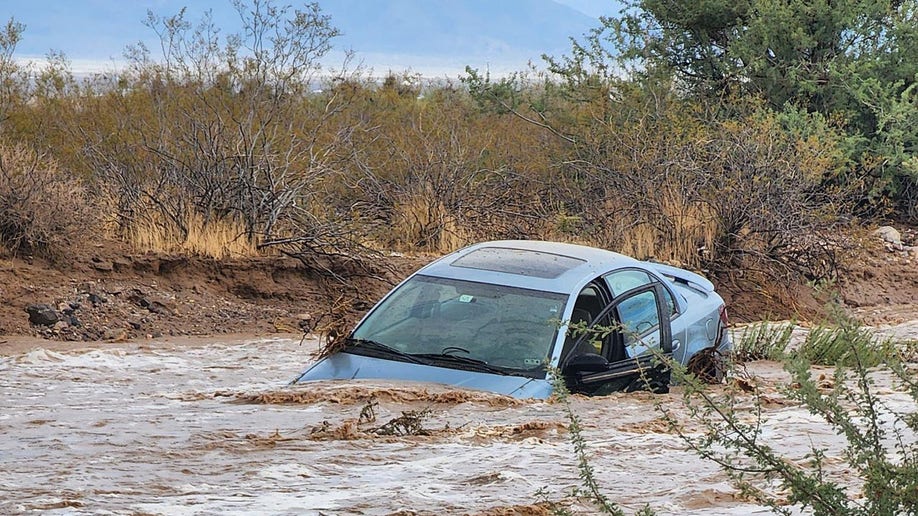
[616,290,661,345]
[607,269,679,318]
[605,270,651,296]
[659,285,678,317]
[562,282,612,360]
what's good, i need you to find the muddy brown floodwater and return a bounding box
[2,322,917,515]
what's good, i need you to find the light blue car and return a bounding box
[293,240,731,399]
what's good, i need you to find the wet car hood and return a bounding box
[294,352,554,399]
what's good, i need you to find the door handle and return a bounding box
[671,339,681,351]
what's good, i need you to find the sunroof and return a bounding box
[450,247,585,279]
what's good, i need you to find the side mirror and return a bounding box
[563,353,609,374]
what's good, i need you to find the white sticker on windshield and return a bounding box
[459,294,475,303]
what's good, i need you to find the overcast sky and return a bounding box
[6,0,622,76]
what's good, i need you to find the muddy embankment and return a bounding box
[0,247,428,342]
[2,226,917,344]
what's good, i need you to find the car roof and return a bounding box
[415,240,642,293]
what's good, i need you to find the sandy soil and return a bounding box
[0,241,431,344]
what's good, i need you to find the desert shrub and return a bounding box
[491,76,853,281]
[74,1,352,255]
[798,321,893,368]
[732,321,795,362]
[0,18,27,127]
[0,141,95,258]
[661,310,918,515]
[336,83,559,252]
[574,0,918,221]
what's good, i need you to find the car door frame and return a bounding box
[568,282,673,390]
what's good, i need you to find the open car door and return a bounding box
[562,283,673,395]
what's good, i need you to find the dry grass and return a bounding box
[585,197,719,268]
[385,186,719,266]
[125,210,258,259]
[391,195,467,253]
[607,197,718,268]
[0,142,96,258]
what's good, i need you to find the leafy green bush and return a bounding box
[732,321,795,362]
[797,322,893,368]
[662,308,918,515]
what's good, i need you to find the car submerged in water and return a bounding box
[293,240,731,399]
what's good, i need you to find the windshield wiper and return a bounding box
[344,338,425,365]
[410,353,514,376]
[345,339,516,376]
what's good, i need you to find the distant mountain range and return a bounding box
[10,0,608,76]
[320,0,599,72]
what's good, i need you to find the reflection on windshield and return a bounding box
[350,275,566,377]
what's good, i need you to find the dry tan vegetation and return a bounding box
[124,210,258,259]
[0,1,894,314]
[0,142,96,259]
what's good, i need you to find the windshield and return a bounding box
[350,275,567,378]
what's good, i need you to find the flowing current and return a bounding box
[1,328,915,515]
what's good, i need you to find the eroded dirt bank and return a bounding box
[0,243,432,343]
[1,229,916,348]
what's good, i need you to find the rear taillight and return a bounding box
[715,304,729,347]
[719,305,729,327]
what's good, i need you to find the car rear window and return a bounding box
[450,247,585,279]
